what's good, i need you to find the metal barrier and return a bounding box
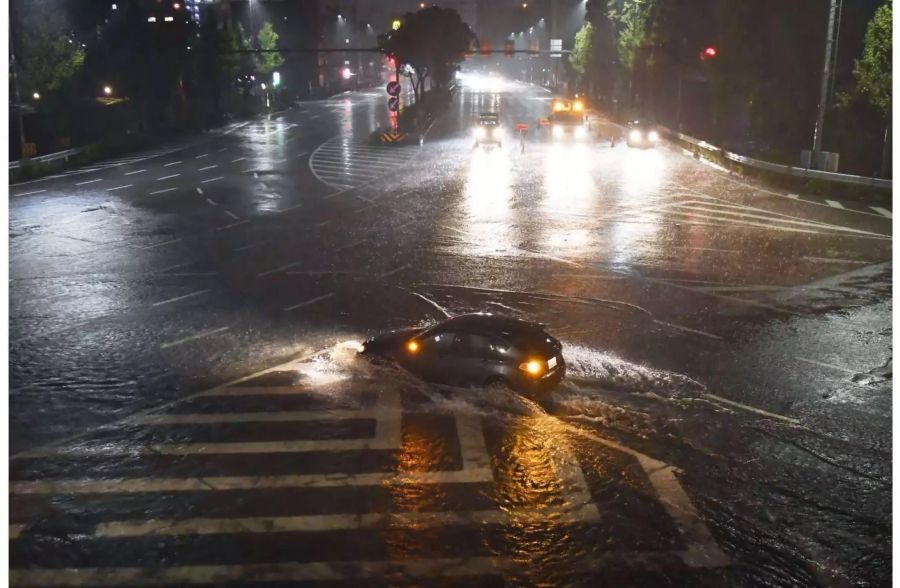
[8,147,85,171]
[659,126,892,190]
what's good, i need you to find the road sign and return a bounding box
[550,39,562,57]
[386,81,401,96]
[388,96,400,112]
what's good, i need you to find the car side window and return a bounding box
[453,334,509,359]
[424,332,456,354]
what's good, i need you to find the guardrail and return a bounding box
[659,126,891,190]
[9,147,85,170]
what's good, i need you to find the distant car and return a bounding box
[473,112,503,147]
[360,313,565,393]
[626,120,660,148]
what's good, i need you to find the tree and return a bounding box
[853,2,891,117]
[378,7,474,104]
[12,0,85,97]
[255,22,284,76]
[569,22,594,78]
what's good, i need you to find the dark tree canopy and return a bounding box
[378,6,474,104]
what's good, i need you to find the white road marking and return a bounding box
[205,198,217,206]
[284,292,335,312]
[224,210,239,220]
[198,165,218,171]
[155,262,193,273]
[143,238,181,249]
[379,264,410,279]
[802,256,869,264]
[14,189,47,196]
[702,393,801,426]
[123,169,146,175]
[217,147,228,152]
[795,356,859,375]
[11,468,495,495]
[8,553,719,586]
[149,187,177,196]
[786,193,799,199]
[231,157,246,163]
[201,175,224,183]
[825,200,844,209]
[163,272,218,277]
[156,174,180,181]
[160,326,229,350]
[257,261,300,277]
[870,206,892,218]
[295,151,308,158]
[133,409,384,425]
[311,114,319,119]
[216,219,250,230]
[653,320,723,340]
[75,178,103,186]
[276,203,303,214]
[151,289,209,307]
[233,240,268,252]
[105,184,133,192]
[163,160,182,167]
[195,153,209,159]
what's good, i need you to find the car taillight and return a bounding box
[519,359,544,376]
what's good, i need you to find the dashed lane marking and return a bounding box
[123,169,146,176]
[142,237,181,250]
[201,175,224,183]
[652,320,723,340]
[75,178,103,186]
[224,210,239,220]
[159,326,229,350]
[257,261,301,277]
[283,292,335,312]
[217,219,249,231]
[163,160,182,167]
[14,189,47,196]
[295,151,308,158]
[149,187,178,196]
[198,165,218,171]
[379,264,411,279]
[701,393,802,426]
[195,153,209,159]
[825,200,845,209]
[231,157,246,163]
[870,206,892,218]
[795,356,860,375]
[217,147,228,152]
[157,174,180,181]
[151,289,209,307]
[206,198,217,206]
[105,184,133,192]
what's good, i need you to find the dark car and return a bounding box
[360,313,565,393]
[473,112,503,147]
[626,120,660,148]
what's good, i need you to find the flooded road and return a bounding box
[9,80,891,586]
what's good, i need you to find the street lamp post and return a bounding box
[811,0,839,166]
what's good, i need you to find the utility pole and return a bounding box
[550,0,559,88]
[811,0,838,160]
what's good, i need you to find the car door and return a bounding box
[452,334,509,386]
[414,331,459,384]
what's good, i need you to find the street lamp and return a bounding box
[103,85,113,96]
[32,92,40,100]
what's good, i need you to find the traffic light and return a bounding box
[700,46,717,60]
[480,40,492,56]
[504,40,514,57]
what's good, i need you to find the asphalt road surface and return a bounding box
[9,79,892,587]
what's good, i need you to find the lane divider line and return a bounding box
[160,326,229,350]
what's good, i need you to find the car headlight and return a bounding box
[629,129,642,142]
[552,125,564,139]
[574,126,587,139]
[648,130,659,142]
[519,359,545,376]
[474,127,486,139]
[493,127,504,139]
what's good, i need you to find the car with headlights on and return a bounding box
[547,99,590,141]
[473,112,504,147]
[359,313,565,394]
[626,120,660,148]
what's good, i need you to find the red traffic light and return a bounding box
[700,46,717,60]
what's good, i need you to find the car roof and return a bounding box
[433,313,544,338]
[479,112,498,118]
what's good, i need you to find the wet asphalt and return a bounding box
[8,78,892,586]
